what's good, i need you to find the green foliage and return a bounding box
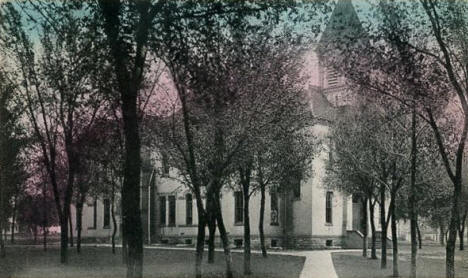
[0,68,28,229]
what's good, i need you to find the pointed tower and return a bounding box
[320,0,364,48]
[316,0,365,108]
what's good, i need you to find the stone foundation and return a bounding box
[156,234,345,250]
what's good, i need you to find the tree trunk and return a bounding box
[207,217,216,263]
[0,173,5,258]
[391,202,399,277]
[60,213,69,264]
[361,196,368,258]
[239,164,253,276]
[369,198,377,259]
[409,105,417,278]
[76,201,83,254]
[446,176,462,278]
[0,220,5,258]
[243,185,252,275]
[459,228,464,251]
[69,209,74,247]
[259,183,267,258]
[122,227,128,264]
[112,187,117,255]
[99,1,149,276]
[43,226,48,251]
[121,93,144,278]
[42,181,48,251]
[214,192,233,278]
[10,195,17,244]
[446,212,458,278]
[207,195,216,264]
[440,222,445,246]
[458,210,467,251]
[62,133,77,262]
[380,186,387,269]
[10,213,15,244]
[195,192,206,278]
[416,220,422,250]
[34,225,38,244]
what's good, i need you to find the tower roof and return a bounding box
[318,0,365,55]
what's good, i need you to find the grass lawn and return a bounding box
[332,244,468,278]
[0,246,305,278]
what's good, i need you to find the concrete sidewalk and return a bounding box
[296,251,338,278]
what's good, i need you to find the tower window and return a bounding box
[327,67,339,86]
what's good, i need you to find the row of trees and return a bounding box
[0,61,28,257]
[323,1,468,278]
[0,1,330,278]
[327,97,458,277]
[147,25,318,277]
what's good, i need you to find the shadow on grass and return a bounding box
[332,245,468,278]
[0,246,305,278]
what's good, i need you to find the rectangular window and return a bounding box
[169,195,176,226]
[270,191,279,225]
[234,191,243,224]
[103,198,110,228]
[326,191,333,224]
[186,193,193,225]
[160,196,166,226]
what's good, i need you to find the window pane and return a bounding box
[103,199,110,228]
[169,195,176,226]
[93,199,97,229]
[326,191,333,224]
[234,191,243,223]
[186,194,193,225]
[160,196,166,226]
[270,192,278,225]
